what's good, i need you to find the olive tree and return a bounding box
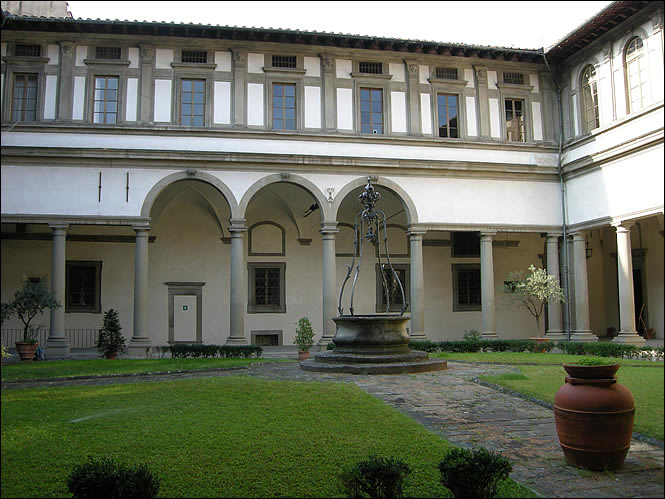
[504,265,565,338]
[7,280,60,343]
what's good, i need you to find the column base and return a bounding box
[226,336,248,345]
[480,331,498,340]
[128,339,152,358]
[612,332,646,346]
[570,330,599,342]
[318,335,335,346]
[545,330,567,341]
[45,338,70,359]
[409,332,429,341]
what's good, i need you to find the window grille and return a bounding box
[359,61,383,74]
[95,46,121,59]
[272,55,297,68]
[435,67,458,80]
[181,50,208,63]
[14,44,41,57]
[503,72,525,85]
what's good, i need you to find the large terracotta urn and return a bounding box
[15,342,38,362]
[554,363,635,470]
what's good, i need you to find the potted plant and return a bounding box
[97,308,126,359]
[505,265,565,351]
[554,357,634,470]
[5,280,60,362]
[295,316,315,360]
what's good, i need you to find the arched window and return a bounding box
[580,66,599,133]
[625,36,648,113]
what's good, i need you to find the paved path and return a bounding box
[3,361,663,498]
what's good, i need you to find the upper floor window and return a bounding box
[95,46,121,60]
[625,37,648,113]
[437,93,459,138]
[435,67,458,80]
[359,61,383,74]
[181,50,208,64]
[11,73,38,121]
[14,44,41,57]
[581,65,599,133]
[504,98,525,142]
[180,79,205,126]
[93,76,119,124]
[452,232,480,257]
[272,83,296,130]
[272,55,297,69]
[503,72,525,85]
[360,87,383,134]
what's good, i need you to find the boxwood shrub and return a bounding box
[167,343,263,359]
[67,456,160,499]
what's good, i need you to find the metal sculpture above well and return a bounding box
[301,177,447,374]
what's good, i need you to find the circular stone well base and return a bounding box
[300,355,447,374]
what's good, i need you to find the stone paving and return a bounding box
[3,360,664,498]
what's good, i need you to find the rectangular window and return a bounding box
[66,261,102,313]
[272,55,297,69]
[435,67,458,80]
[248,263,286,313]
[272,83,296,130]
[505,98,525,142]
[359,61,383,74]
[95,46,121,60]
[503,72,525,85]
[181,79,205,126]
[376,265,409,313]
[15,44,41,57]
[11,73,38,122]
[181,50,207,63]
[453,264,481,311]
[360,87,383,134]
[437,93,459,138]
[452,232,480,257]
[93,76,119,124]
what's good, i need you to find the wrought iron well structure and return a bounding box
[301,177,447,374]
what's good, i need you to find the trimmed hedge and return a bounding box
[166,343,263,359]
[67,456,160,499]
[409,339,663,360]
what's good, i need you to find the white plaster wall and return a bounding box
[75,45,86,66]
[47,44,59,65]
[464,68,474,88]
[214,51,232,72]
[126,77,138,122]
[565,144,664,225]
[389,62,405,83]
[213,81,231,124]
[335,59,351,79]
[155,48,173,69]
[487,71,497,90]
[72,76,85,120]
[304,86,321,129]
[43,75,57,120]
[390,91,406,133]
[531,101,543,141]
[465,96,477,136]
[419,65,429,85]
[420,93,432,135]
[247,83,264,126]
[336,87,353,130]
[304,56,320,77]
[489,98,501,138]
[128,47,139,69]
[154,79,172,122]
[247,53,263,74]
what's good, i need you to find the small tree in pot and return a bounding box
[295,316,315,360]
[6,279,60,362]
[97,309,126,359]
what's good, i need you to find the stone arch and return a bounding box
[140,170,239,220]
[332,176,419,224]
[238,173,332,222]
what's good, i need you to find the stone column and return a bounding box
[322,54,336,132]
[46,224,69,358]
[57,42,75,121]
[227,219,247,344]
[612,222,646,345]
[319,222,338,346]
[406,61,421,136]
[408,228,427,339]
[138,46,154,124]
[480,231,497,339]
[128,226,151,356]
[545,233,565,340]
[570,232,598,342]
[232,49,247,127]
[474,67,491,138]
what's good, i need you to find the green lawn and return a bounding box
[1,376,535,498]
[434,353,665,441]
[1,357,287,381]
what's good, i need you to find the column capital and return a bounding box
[546,232,562,239]
[480,230,497,238]
[320,221,339,235]
[406,224,427,237]
[612,221,634,232]
[48,223,69,232]
[132,225,151,235]
[571,231,586,241]
[229,218,247,233]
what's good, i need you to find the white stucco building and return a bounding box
[1,1,662,357]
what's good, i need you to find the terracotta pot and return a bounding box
[529,337,550,353]
[105,352,118,360]
[298,350,309,361]
[15,342,38,362]
[554,364,634,470]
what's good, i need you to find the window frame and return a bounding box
[503,97,526,143]
[10,72,39,122]
[452,263,481,312]
[247,262,286,314]
[624,36,648,114]
[436,92,460,139]
[65,261,102,314]
[375,263,410,313]
[452,231,480,258]
[178,77,207,127]
[91,75,121,124]
[580,65,600,134]
[270,81,298,131]
[358,86,385,135]
[427,69,466,139]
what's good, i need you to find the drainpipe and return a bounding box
[543,51,572,342]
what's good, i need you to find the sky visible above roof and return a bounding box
[65,1,613,50]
